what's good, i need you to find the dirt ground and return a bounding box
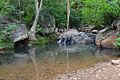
[53,61,120,80]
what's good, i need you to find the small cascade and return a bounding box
[57,37,75,45]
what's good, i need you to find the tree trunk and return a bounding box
[67,0,70,30]
[29,0,43,40]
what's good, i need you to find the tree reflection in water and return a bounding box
[28,47,39,80]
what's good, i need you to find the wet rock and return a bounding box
[58,29,95,45]
[72,32,95,44]
[91,30,99,34]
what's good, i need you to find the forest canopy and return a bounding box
[0,0,120,28]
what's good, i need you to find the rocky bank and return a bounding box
[54,61,120,80]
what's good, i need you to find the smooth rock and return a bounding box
[101,36,116,48]
[111,60,120,65]
[37,12,56,35]
[12,24,28,42]
[91,30,99,34]
[58,29,95,45]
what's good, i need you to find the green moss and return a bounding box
[47,34,57,43]
[0,41,14,49]
[32,34,57,46]
[114,36,120,49]
[33,37,49,45]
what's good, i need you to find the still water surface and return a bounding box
[0,44,119,80]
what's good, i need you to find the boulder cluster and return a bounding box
[58,17,120,49]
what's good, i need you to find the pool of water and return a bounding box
[0,44,120,80]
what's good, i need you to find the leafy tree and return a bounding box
[81,0,120,27]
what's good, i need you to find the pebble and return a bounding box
[54,62,120,80]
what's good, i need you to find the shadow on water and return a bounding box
[0,44,120,80]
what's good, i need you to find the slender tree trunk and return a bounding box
[67,0,70,30]
[17,0,21,21]
[29,0,43,40]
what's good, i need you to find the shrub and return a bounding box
[114,35,120,48]
[70,9,82,28]
[0,24,17,49]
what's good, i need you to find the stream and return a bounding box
[0,44,120,80]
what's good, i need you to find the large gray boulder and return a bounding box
[58,29,95,45]
[37,13,56,35]
[61,29,80,38]
[12,24,28,42]
[0,15,28,43]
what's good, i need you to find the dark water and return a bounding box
[0,44,120,80]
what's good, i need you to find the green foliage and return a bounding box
[33,37,49,45]
[0,0,35,25]
[10,0,35,25]
[81,0,120,27]
[114,35,120,48]
[0,0,13,15]
[82,0,106,26]
[0,0,120,29]
[43,0,67,28]
[47,34,57,43]
[70,9,82,28]
[43,0,83,28]
[0,24,17,49]
[104,0,120,24]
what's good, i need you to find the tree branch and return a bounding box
[29,0,43,40]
